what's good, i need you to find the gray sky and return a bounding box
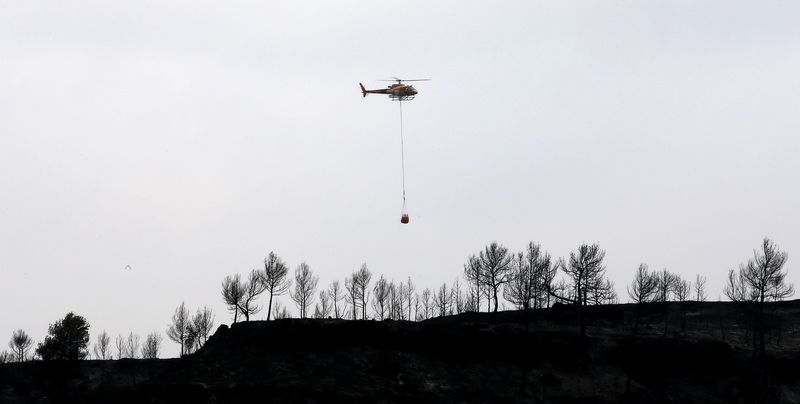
[1,1,799,358]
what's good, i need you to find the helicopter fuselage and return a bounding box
[360,83,418,100]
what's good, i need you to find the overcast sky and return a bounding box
[1,1,799,358]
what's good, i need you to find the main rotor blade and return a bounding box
[376,78,431,82]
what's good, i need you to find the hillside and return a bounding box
[2,300,800,403]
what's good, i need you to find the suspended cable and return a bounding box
[399,99,406,201]
[399,99,409,224]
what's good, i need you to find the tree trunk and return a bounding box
[267,292,274,321]
[493,286,499,313]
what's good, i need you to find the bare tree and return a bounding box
[166,302,190,356]
[743,238,794,302]
[8,329,33,362]
[531,243,558,308]
[191,307,215,348]
[141,332,162,359]
[452,278,466,314]
[0,351,13,363]
[653,269,678,336]
[504,251,532,310]
[290,262,319,318]
[726,238,794,358]
[476,242,513,313]
[185,328,199,355]
[627,263,659,337]
[694,274,707,302]
[412,293,421,321]
[125,333,141,359]
[405,278,415,320]
[463,254,482,312]
[344,274,359,320]
[354,264,373,319]
[115,334,126,359]
[272,301,291,319]
[547,243,607,337]
[674,276,691,302]
[724,268,749,302]
[504,242,556,310]
[371,275,391,319]
[328,281,343,318]
[434,283,451,317]
[420,288,433,320]
[655,269,676,302]
[628,264,659,304]
[262,252,291,321]
[314,290,332,318]
[624,263,658,396]
[221,274,245,323]
[238,269,266,321]
[392,281,406,320]
[93,330,112,360]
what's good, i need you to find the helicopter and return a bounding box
[359,77,430,101]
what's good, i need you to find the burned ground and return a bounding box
[2,300,800,403]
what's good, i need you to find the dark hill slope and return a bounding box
[3,301,800,403]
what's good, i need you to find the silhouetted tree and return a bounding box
[476,242,513,313]
[345,274,359,320]
[272,301,291,319]
[141,332,162,359]
[191,307,214,348]
[724,268,749,302]
[290,262,319,318]
[452,278,467,314]
[125,333,140,359]
[354,264,373,319]
[0,351,12,363]
[549,277,572,304]
[36,312,90,361]
[506,242,557,309]
[548,243,607,337]
[655,269,676,302]
[434,283,451,317]
[314,290,332,318]
[262,252,291,321]
[627,263,659,337]
[420,288,433,319]
[695,274,707,301]
[93,330,112,360]
[725,238,794,358]
[653,269,678,335]
[221,274,245,323]
[673,275,691,332]
[624,263,659,398]
[505,250,537,310]
[674,276,691,302]
[412,293,421,320]
[372,275,391,319]
[328,280,343,318]
[8,329,33,362]
[166,302,190,356]
[185,328,199,355]
[239,269,266,321]
[405,278,415,320]
[391,281,405,320]
[115,334,126,359]
[463,254,482,312]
